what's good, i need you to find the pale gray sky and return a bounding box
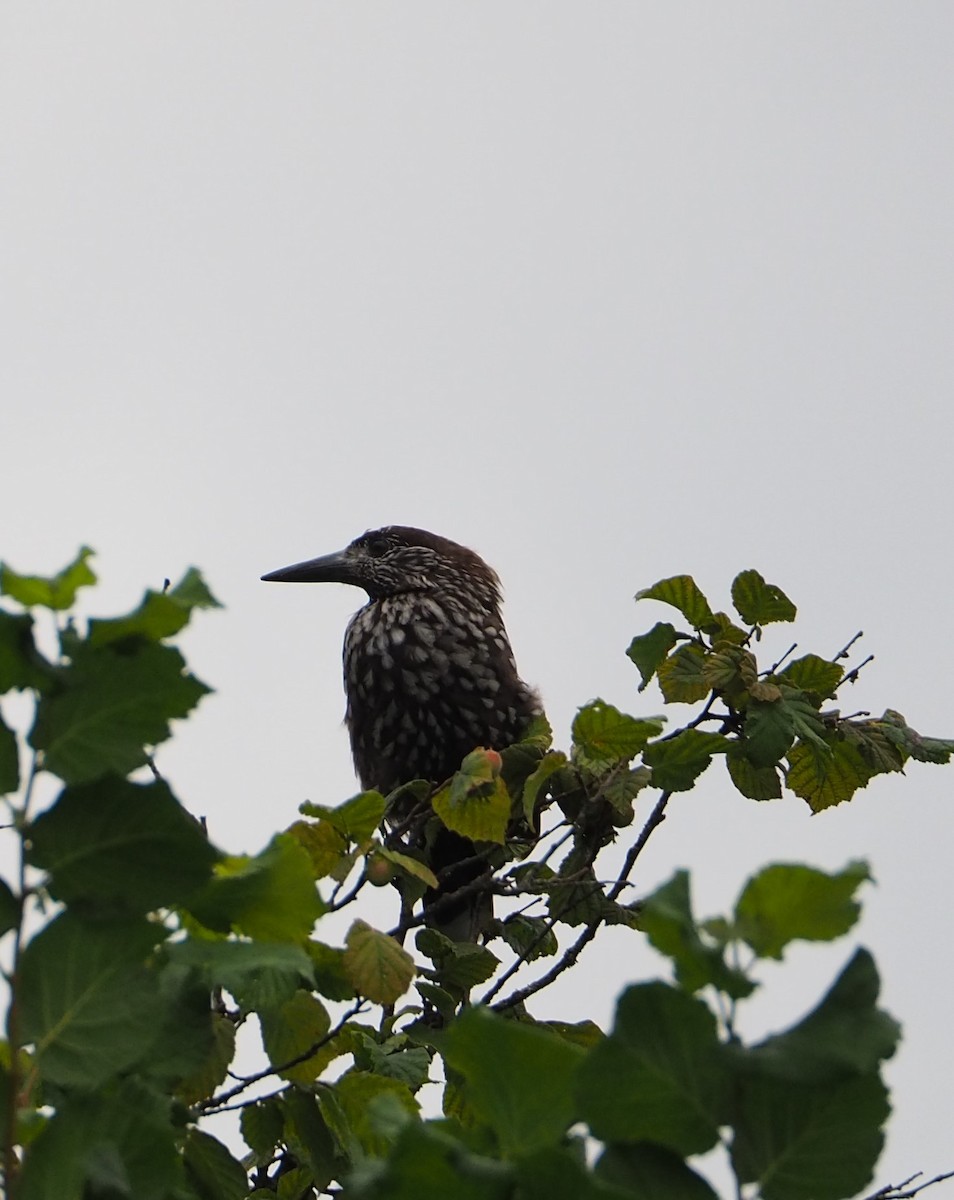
[3,3,953,1188]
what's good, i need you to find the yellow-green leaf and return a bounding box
[343,920,415,1005]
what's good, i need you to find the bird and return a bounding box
[262,525,542,941]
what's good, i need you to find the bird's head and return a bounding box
[262,525,502,607]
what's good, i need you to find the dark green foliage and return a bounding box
[0,550,948,1200]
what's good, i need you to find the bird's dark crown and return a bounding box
[262,526,502,606]
[347,526,502,603]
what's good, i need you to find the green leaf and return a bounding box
[432,774,510,844]
[335,1071,419,1157]
[241,1097,284,1162]
[521,750,568,825]
[726,749,782,800]
[308,940,358,1001]
[0,710,18,794]
[444,1007,585,1155]
[734,861,871,960]
[779,654,843,700]
[642,730,729,793]
[635,575,715,631]
[640,871,755,1000]
[375,845,439,890]
[188,833,324,942]
[730,1073,889,1200]
[572,701,664,767]
[346,1121,508,1200]
[656,645,709,704]
[0,546,97,611]
[875,710,954,765]
[28,776,219,915]
[260,989,333,1083]
[499,915,559,962]
[596,1143,721,1200]
[166,566,223,611]
[0,609,53,691]
[744,697,796,768]
[344,919,415,1004]
[182,1129,249,1200]
[165,938,314,1010]
[731,570,796,626]
[30,641,210,784]
[19,912,167,1088]
[738,949,899,1084]
[779,686,828,752]
[432,942,500,989]
[19,1078,180,1200]
[172,1010,234,1105]
[300,790,387,843]
[786,739,873,811]
[627,622,679,691]
[576,982,726,1155]
[81,567,220,648]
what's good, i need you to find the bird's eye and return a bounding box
[364,535,390,559]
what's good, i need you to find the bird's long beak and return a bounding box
[261,548,353,584]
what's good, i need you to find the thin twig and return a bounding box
[484,791,672,1011]
[194,1000,368,1115]
[833,630,864,660]
[863,1169,954,1199]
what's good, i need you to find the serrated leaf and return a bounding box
[260,989,334,1083]
[30,641,210,784]
[779,686,828,752]
[433,942,500,989]
[241,1097,284,1162]
[734,861,870,959]
[174,1012,235,1105]
[165,938,314,1010]
[657,644,710,704]
[738,949,899,1084]
[19,1079,180,1200]
[28,776,219,915]
[640,870,755,999]
[335,1071,419,1157]
[703,646,757,693]
[730,1073,889,1200]
[779,654,843,700]
[375,845,439,889]
[642,730,729,793]
[182,1129,248,1200]
[627,622,679,691]
[521,749,567,825]
[786,739,873,812]
[576,982,727,1155]
[300,790,387,844]
[188,834,324,942]
[432,774,509,844]
[572,701,664,766]
[344,919,415,1004]
[308,940,357,1001]
[726,750,783,800]
[19,912,167,1088]
[499,915,559,962]
[444,1006,585,1156]
[731,570,796,627]
[0,546,97,611]
[0,711,18,794]
[635,575,715,631]
[744,697,796,768]
[166,566,223,611]
[596,1142,721,1199]
[0,609,53,692]
[875,710,954,765]
[286,818,349,877]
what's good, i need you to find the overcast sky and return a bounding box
[3,3,953,1189]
